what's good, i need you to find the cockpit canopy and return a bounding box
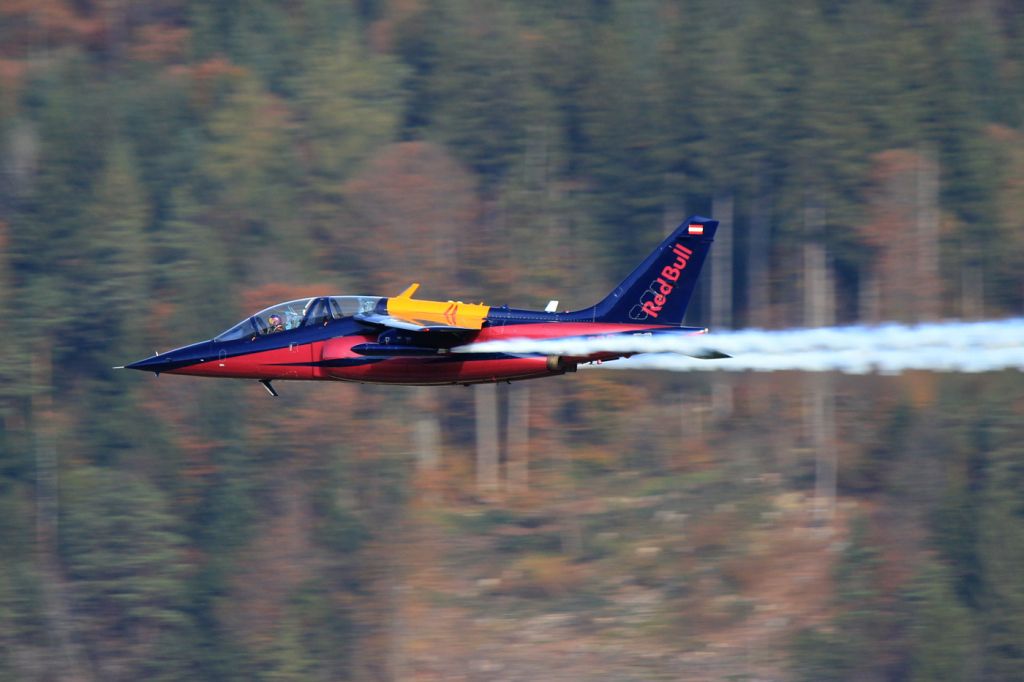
[214,296,381,342]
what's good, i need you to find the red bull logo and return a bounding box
[631,243,692,320]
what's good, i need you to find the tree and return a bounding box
[790,518,901,681]
[978,440,1024,679]
[858,149,943,322]
[59,466,189,681]
[70,141,155,460]
[151,185,232,340]
[904,561,975,682]
[79,141,151,347]
[342,140,478,293]
[576,2,669,269]
[988,125,1024,313]
[291,34,407,270]
[415,0,535,191]
[0,221,15,400]
[12,58,107,354]
[292,34,406,183]
[200,73,296,253]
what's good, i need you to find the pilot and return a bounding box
[267,314,285,333]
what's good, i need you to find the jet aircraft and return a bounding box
[125,216,722,394]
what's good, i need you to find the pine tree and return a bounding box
[291,32,408,269]
[77,140,151,360]
[59,466,189,680]
[790,517,901,681]
[200,74,296,252]
[978,440,1024,679]
[153,185,233,340]
[417,0,535,191]
[0,221,16,401]
[904,561,975,681]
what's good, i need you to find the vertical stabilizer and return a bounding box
[580,216,718,325]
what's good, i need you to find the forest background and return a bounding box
[2,1,1024,680]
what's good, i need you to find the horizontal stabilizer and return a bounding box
[689,349,732,360]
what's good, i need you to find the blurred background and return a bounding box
[2,1,1024,680]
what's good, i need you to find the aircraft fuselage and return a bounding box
[125,216,721,390]
[127,309,690,386]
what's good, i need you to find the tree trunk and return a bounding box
[711,193,734,331]
[412,387,441,473]
[802,204,834,328]
[916,147,941,320]
[802,203,837,524]
[810,374,837,524]
[747,184,771,328]
[859,269,881,323]
[505,382,530,493]
[803,242,836,328]
[961,265,984,320]
[711,193,734,417]
[474,383,500,493]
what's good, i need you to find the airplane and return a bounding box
[124,216,722,394]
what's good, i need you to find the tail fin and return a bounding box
[583,216,718,325]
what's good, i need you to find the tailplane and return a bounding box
[580,216,718,326]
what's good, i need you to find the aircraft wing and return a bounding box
[353,312,478,333]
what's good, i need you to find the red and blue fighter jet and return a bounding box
[125,217,721,394]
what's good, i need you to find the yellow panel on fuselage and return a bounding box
[386,284,490,329]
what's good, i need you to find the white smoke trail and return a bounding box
[454,319,1024,374]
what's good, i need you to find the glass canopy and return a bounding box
[213,296,382,342]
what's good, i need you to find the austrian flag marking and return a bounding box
[687,223,704,235]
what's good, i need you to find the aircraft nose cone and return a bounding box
[123,341,214,374]
[125,354,173,373]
